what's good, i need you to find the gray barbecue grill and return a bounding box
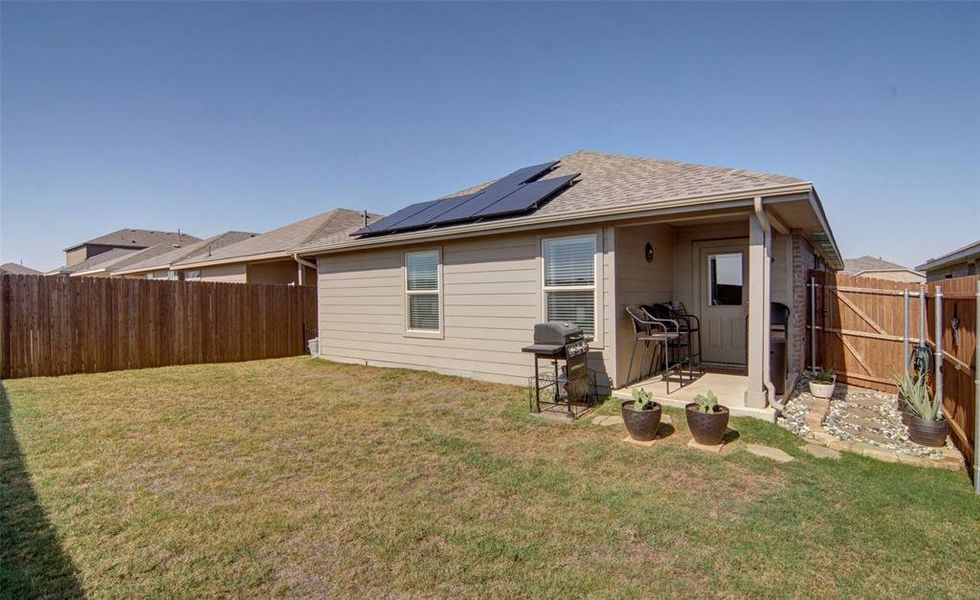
[522,321,596,418]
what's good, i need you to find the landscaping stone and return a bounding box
[746,444,794,463]
[686,438,725,453]
[803,444,841,459]
[623,436,658,448]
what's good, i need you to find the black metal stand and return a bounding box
[526,354,596,419]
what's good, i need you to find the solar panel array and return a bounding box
[354,160,578,237]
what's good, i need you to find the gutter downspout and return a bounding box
[293,253,317,286]
[754,197,780,412]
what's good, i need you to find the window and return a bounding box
[405,249,441,332]
[708,253,743,306]
[542,235,596,336]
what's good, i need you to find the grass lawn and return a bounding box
[2,357,979,598]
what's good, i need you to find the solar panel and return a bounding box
[352,198,443,235]
[474,174,578,218]
[354,160,570,237]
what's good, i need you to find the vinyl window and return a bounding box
[405,249,441,333]
[542,234,596,336]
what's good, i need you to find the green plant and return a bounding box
[692,390,719,413]
[631,388,655,410]
[893,370,927,402]
[811,368,835,384]
[904,375,942,422]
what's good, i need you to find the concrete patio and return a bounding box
[613,369,779,421]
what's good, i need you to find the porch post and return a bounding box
[745,206,771,408]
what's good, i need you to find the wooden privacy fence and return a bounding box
[809,271,978,466]
[0,274,317,379]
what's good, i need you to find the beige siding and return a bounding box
[614,223,674,385]
[197,263,247,283]
[248,260,299,285]
[316,226,614,389]
[926,262,975,282]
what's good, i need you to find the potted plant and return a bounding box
[893,371,926,426]
[905,378,948,447]
[808,368,836,399]
[685,390,729,446]
[621,388,662,442]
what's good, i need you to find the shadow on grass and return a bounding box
[0,383,84,599]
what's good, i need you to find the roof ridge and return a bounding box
[560,149,806,184]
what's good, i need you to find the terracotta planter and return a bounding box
[685,403,729,446]
[621,400,662,442]
[808,377,836,399]
[908,416,948,447]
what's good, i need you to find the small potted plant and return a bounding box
[808,368,836,399]
[905,378,948,447]
[621,388,662,442]
[685,390,729,446]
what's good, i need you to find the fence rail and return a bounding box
[808,271,978,467]
[0,274,317,379]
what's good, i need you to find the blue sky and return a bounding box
[2,2,978,271]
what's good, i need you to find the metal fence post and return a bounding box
[919,285,926,351]
[934,286,943,410]
[810,275,816,371]
[903,288,910,378]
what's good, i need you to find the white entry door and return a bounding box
[698,244,748,366]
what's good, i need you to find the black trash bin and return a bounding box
[770,337,788,396]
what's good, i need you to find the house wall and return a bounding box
[791,233,817,379]
[196,263,248,283]
[315,225,615,389]
[925,261,976,282]
[66,244,119,266]
[614,224,674,385]
[248,260,300,285]
[856,270,925,283]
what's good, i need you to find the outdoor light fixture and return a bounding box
[645,242,654,263]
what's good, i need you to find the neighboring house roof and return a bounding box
[296,150,843,268]
[51,247,142,275]
[175,209,379,269]
[64,228,198,252]
[842,255,923,278]
[112,231,258,275]
[0,262,42,275]
[916,239,980,272]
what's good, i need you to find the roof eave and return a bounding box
[299,182,815,256]
[174,250,292,270]
[916,241,980,271]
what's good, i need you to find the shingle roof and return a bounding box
[178,209,378,266]
[916,239,980,271]
[113,231,258,274]
[843,255,917,274]
[54,248,142,275]
[296,150,810,252]
[0,262,42,275]
[65,228,199,251]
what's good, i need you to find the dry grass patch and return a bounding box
[2,357,979,598]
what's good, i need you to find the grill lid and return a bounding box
[533,321,584,345]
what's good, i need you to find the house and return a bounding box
[109,231,258,279]
[173,209,377,285]
[842,255,924,283]
[297,150,843,421]
[0,262,42,275]
[58,228,197,269]
[66,236,203,277]
[917,239,980,282]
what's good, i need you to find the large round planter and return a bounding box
[809,379,836,399]
[621,400,662,442]
[685,403,730,446]
[907,416,948,447]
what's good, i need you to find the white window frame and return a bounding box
[541,233,599,340]
[403,248,444,339]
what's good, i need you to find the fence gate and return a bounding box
[808,271,978,469]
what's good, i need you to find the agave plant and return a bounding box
[905,375,942,422]
[692,390,719,413]
[893,370,926,402]
[632,388,655,410]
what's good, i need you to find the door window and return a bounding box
[708,253,743,306]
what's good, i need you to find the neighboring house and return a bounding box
[67,236,203,277]
[297,150,843,420]
[110,231,258,280]
[0,262,43,275]
[174,209,378,285]
[842,255,924,283]
[917,240,980,282]
[59,228,197,268]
